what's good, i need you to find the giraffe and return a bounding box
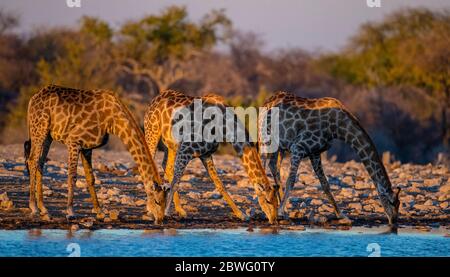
[258,91,401,227]
[144,90,279,224]
[24,85,168,223]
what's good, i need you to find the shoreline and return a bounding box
[0,144,448,232]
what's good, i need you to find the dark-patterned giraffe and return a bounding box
[258,91,400,227]
[25,85,168,223]
[144,90,279,224]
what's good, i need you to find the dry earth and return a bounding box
[0,144,448,232]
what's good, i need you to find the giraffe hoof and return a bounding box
[236,213,249,221]
[176,210,187,218]
[337,216,352,225]
[142,213,154,221]
[95,212,106,220]
[277,211,288,220]
[29,210,39,218]
[40,213,52,221]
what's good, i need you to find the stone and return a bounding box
[0,192,14,210]
[202,191,221,199]
[319,204,335,213]
[107,188,120,197]
[340,188,355,198]
[287,225,306,231]
[180,174,195,182]
[211,200,224,207]
[310,199,323,206]
[183,205,198,213]
[342,176,354,185]
[70,224,79,232]
[135,199,146,206]
[236,179,251,188]
[231,195,250,204]
[109,210,120,220]
[79,218,94,228]
[424,178,441,187]
[120,196,135,206]
[186,192,201,199]
[439,182,450,194]
[308,212,327,224]
[439,202,448,209]
[354,181,371,190]
[13,165,26,171]
[348,202,362,211]
[75,180,86,188]
[178,182,193,190]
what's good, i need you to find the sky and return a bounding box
[2,0,449,52]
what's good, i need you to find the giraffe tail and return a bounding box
[24,139,31,175]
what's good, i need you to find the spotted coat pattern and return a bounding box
[258,91,400,225]
[144,90,279,224]
[25,85,167,223]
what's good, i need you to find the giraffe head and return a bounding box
[254,183,279,224]
[146,183,170,224]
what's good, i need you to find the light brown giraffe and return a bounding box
[24,85,168,223]
[258,91,401,227]
[144,90,279,224]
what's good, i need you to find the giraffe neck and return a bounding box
[336,113,394,201]
[236,143,270,186]
[111,101,163,187]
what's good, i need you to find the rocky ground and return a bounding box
[0,144,448,232]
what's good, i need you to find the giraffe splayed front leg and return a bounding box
[309,154,349,220]
[202,156,247,221]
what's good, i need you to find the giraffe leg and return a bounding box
[268,151,284,200]
[161,144,168,172]
[144,122,163,218]
[310,154,348,220]
[165,149,191,217]
[201,156,246,220]
[66,144,80,219]
[27,141,42,216]
[36,135,52,220]
[278,146,303,218]
[164,148,187,218]
[80,149,104,219]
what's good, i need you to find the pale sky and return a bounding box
[3,0,449,51]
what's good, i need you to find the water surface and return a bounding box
[0,228,448,257]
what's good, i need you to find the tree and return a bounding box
[118,5,231,90]
[321,8,450,147]
[0,8,18,35]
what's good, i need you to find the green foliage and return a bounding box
[79,16,113,42]
[322,8,449,93]
[119,6,231,64]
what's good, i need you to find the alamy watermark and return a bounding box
[66,0,81,8]
[67,242,81,257]
[366,0,381,8]
[170,99,280,153]
[367,243,381,257]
